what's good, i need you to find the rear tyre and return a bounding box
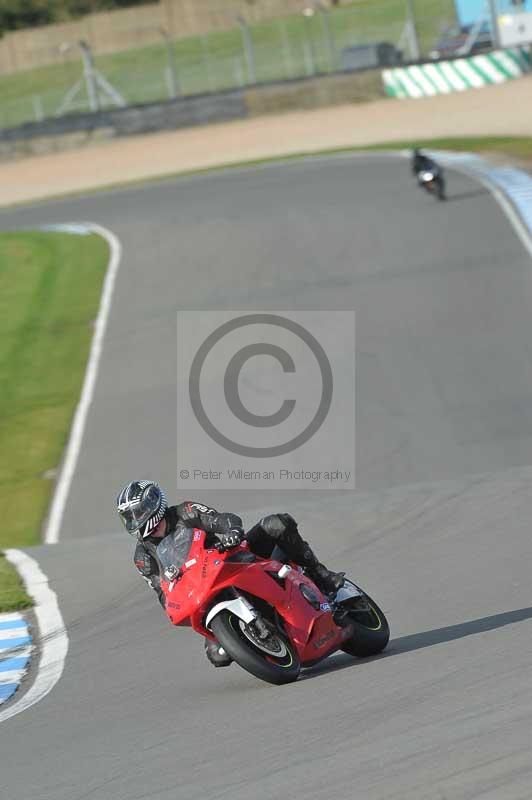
[436,177,446,201]
[210,611,300,685]
[340,592,390,657]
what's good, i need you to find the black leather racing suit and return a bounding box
[412,152,432,174]
[412,152,444,181]
[134,501,323,607]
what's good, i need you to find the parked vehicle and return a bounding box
[340,42,403,71]
[158,527,390,685]
[429,22,493,60]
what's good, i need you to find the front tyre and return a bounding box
[210,611,300,685]
[340,592,390,657]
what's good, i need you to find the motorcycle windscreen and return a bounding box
[156,528,194,573]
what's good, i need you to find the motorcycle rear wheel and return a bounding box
[211,611,300,685]
[340,592,390,657]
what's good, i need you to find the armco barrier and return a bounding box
[0,89,249,160]
[0,69,382,160]
[382,47,531,98]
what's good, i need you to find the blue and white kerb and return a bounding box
[0,612,32,705]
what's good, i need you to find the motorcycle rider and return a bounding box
[117,480,345,667]
[411,147,446,196]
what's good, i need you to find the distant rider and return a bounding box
[411,147,446,196]
[117,480,345,668]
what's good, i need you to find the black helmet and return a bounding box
[116,480,167,539]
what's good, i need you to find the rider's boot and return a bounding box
[304,557,345,596]
[289,532,345,595]
[281,521,345,595]
[204,638,233,668]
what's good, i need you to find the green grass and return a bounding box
[0,230,108,610]
[0,554,31,611]
[0,0,456,128]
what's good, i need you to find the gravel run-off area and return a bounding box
[2,74,532,208]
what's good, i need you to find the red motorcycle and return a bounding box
[158,527,390,685]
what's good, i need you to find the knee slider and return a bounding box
[278,512,297,531]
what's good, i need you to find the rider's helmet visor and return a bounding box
[118,486,161,534]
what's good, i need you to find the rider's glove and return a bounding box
[215,512,244,535]
[217,530,243,552]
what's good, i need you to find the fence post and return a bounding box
[316,3,337,72]
[164,67,175,98]
[302,7,318,75]
[233,58,245,87]
[486,0,501,49]
[405,0,421,60]
[32,96,44,122]
[237,16,257,85]
[201,34,215,92]
[303,42,316,76]
[79,40,99,112]
[160,27,179,98]
[277,17,294,79]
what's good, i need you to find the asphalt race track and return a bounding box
[1,155,532,799]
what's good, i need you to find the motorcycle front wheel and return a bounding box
[340,592,390,657]
[211,611,300,685]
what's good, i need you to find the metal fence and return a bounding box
[0,1,459,130]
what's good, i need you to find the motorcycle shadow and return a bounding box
[444,188,490,203]
[300,605,532,681]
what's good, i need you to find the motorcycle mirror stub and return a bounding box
[277,565,292,578]
[164,565,179,580]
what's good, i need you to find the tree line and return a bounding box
[0,0,150,35]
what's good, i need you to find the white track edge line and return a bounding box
[0,550,68,724]
[44,223,122,544]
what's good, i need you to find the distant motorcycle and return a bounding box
[418,166,446,201]
[412,148,446,201]
[158,527,390,685]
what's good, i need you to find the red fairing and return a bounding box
[160,529,353,667]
